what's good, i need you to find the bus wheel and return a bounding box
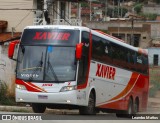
[32,103,46,113]
[133,99,139,115]
[116,98,134,118]
[79,92,96,115]
[125,98,134,117]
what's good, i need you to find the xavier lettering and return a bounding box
[33,32,70,41]
[96,63,116,80]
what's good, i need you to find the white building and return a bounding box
[0,0,33,32]
[33,0,82,26]
[0,0,83,96]
[148,47,160,66]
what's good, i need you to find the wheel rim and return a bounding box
[128,99,133,115]
[128,103,132,114]
[88,95,95,112]
[134,101,138,113]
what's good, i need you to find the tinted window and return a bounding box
[91,34,148,75]
[92,35,112,64]
[78,31,90,85]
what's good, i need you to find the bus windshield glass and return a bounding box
[16,29,79,82]
[16,45,77,82]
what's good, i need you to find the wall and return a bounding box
[0,45,16,95]
[142,5,160,15]
[86,21,160,48]
[148,47,160,66]
[0,0,33,32]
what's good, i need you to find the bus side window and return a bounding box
[143,55,148,74]
[137,53,145,74]
[77,31,90,86]
[127,51,131,63]
[111,43,127,68]
[103,39,112,64]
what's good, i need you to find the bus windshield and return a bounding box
[16,45,77,82]
[16,29,79,82]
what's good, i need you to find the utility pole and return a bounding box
[118,0,120,17]
[90,0,92,21]
[112,0,115,17]
[131,17,134,46]
[104,0,107,21]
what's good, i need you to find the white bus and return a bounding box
[8,25,149,116]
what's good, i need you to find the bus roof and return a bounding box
[24,25,148,55]
[24,25,89,31]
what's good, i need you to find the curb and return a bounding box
[0,105,32,112]
[0,105,79,114]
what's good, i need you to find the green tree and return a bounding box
[140,13,157,20]
[153,0,160,4]
[134,3,143,14]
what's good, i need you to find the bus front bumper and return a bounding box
[16,89,77,105]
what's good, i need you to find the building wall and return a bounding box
[86,21,160,48]
[151,23,160,39]
[0,0,33,32]
[142,5,160,15]
[0,45,16,95]
[148,48,160,66]
[0,0,34,95]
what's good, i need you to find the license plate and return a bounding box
[38,95,48,99]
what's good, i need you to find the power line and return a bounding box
[14,10,32,29]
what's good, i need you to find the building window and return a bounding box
[153,54,158,66]
[143,37,146,39]
[37,0,43,10]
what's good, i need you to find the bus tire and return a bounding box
[32,103,46,113]
[133,99,139,115]
[79,92,96,115]
[116,98,134,118]
[125,98,134,118]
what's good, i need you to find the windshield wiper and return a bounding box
[28,52,43,81]
[47,54,59,82]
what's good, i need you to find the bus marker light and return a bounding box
[66,100,71,103]
[16,84,26,90]
[76,43,83,60]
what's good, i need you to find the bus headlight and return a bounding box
[60,85,76,92]
[16,84,26,90]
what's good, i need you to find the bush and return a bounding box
[139,13,157,20]
[149,68,160,97]
[0,80,16,105]
[134,3,143,14]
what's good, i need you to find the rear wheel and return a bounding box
[133,99,139,115]
[32,103,46,113]
[116,98,134,118]
[79,92,96,115]
[125,98,134,117]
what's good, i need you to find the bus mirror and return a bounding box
[8,40,19,59]
[76,43,83,60]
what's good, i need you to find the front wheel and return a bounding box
[32,103,46,113]
[79,92,96,115]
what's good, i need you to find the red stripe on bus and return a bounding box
[108,72,139,102]
[97,72,148,111]
[16,79,46,92]
[97,72,139,108]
